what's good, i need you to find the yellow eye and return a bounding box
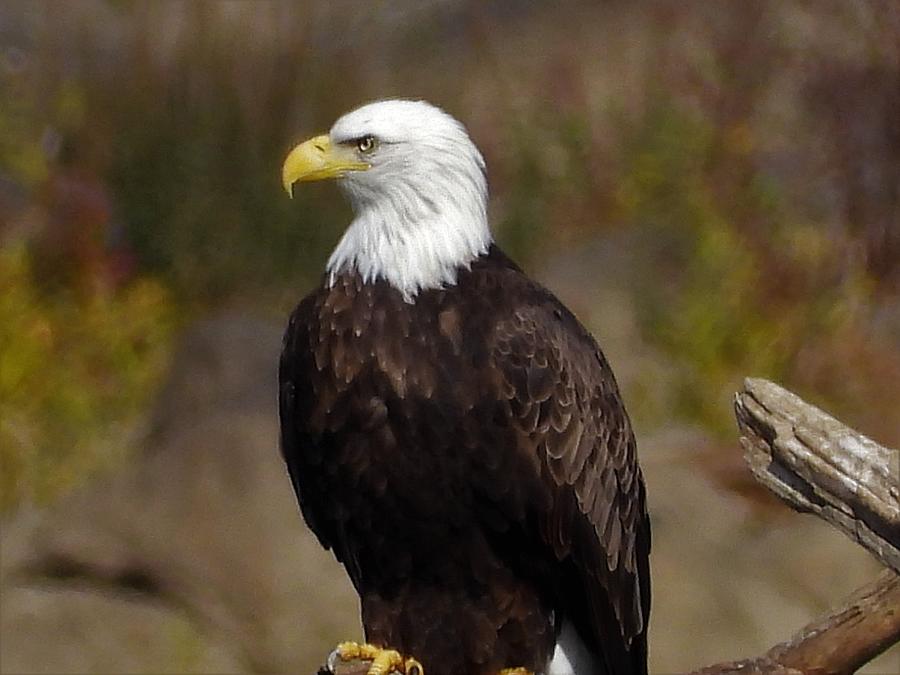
[356,135,376,153]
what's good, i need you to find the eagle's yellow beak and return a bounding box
[282,135,370,198]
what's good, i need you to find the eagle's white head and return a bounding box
[282,100,491,301]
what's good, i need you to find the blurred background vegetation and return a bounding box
[1,0,898,511]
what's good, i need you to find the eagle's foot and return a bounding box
[327,641,424,675]
[499,669,534,675]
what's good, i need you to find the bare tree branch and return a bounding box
[767,568,900,673]
[692,568,900,675]
[319,659,375,675]
[735,377,899,573]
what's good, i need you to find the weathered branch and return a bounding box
[691,568,900,674]
[691,378,900,674]
[735,377,899,573]
[319,659,376,675]
[318,379,900,674]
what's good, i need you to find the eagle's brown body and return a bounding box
[279,245,650,675]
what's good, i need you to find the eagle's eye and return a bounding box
[356,135,376,154]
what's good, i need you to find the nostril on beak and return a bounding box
[314,143,325,153]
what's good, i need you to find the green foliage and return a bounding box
[0,244,174,510]
[86,12,353,305]
[616,101,870,434]
[495,108,602,263]
[105,86,343,303]
[109,95,334,304]
[0,54,48,187]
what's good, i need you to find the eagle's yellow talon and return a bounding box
[328,641,424,675]
[335,640,366,660]
[403,657,424,675]
[366,648,401,675]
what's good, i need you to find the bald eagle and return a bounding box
[280,100,650,675]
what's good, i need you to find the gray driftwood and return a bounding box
[735,377,899,573]
[320,379,900,674]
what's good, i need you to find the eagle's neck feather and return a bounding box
[326,146,491,302]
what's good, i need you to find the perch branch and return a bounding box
[318,379,900,674]
[318,659,376,675]
[691,568,900,674]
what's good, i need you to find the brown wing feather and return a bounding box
[489,299,650,672]
[279,294,335,548]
